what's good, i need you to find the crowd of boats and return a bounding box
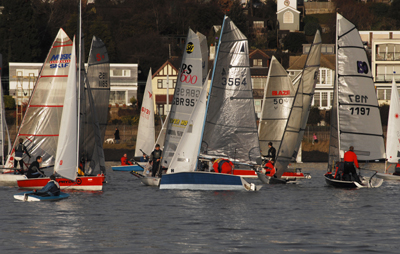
[2,13,400,201]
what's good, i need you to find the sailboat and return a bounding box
[159,16,261,191]
[324,14,384,188]
[14,38,79,201]
[161,28,207,169]
[112,70,155,172]
[376,75,400,180]
[17,33,108,191]
[0,29,73,186]
[257,31,321,184]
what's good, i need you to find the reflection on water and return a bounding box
[1,162,399,253]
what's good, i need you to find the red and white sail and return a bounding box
[6,29,73,168]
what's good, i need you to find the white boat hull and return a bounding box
[0,173,26,186]
[140,177,160,186]
[376,173,400,181]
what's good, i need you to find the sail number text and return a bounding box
[173,88,200,107]
[348,94,369,115]
[99,72,108,87]
[169,118,188,126]
[221,77,247,86]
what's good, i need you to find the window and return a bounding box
[253,21,264,29]
[320,70,327,84]
[254,100,262,113]
[253,59,262,67]
[109,91,126,104]
[313,92,320,108]
[321,92,328,107]
[111,69,131,77]
[252,78,267,89]
[283,11,294,24]
[157,79,177,89]
[377,89,384,100]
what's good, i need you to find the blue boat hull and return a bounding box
[112,165,145,172]
[159,172,259,191]
[14,191,70,202]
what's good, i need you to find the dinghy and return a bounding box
[14,191,70,202]
[376,75,400,180]
[324,14,385,188]
[160,17,262,191]
[17,34,107,191]
[1,29,73,186]
[258,31,321,184]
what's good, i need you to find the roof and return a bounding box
[276,6,301,15]
[288,54,335,71]
[152,58,181,78]
[249,49,271,59]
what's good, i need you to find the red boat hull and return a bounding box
[281,172,307,180]
[17,175,105,191]
[233,169,257,178]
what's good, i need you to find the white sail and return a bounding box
[6,29,73,168]
[198,32,209,85]
[334,14,385,161]
[162,29,205,167]
[156,111,169,149]
[167,76,209,174]
[201,16,261,164]
[55,38,77,181]
[135,69,155,157]
[386,76,400,163]
[258,56,295,156]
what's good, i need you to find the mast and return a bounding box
[77,0,82,169]
[335,12,340,159]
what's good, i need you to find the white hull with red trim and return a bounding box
[17,175,105,191]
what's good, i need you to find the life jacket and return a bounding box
[213,159,233,174]
[15,143,24,157]
[264,161,276,177]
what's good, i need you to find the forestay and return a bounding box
[386,76,400,163]
[162,29,205,167]
[135,70,155,157]
[329,14,385,164]
[6,29,73,168]
[55,37,77,181]
[201,16,261,164]
[167,76,209,174]
[275,31,321,177]
[258,56,295,156]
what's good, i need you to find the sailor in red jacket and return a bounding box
[121,153,133,166]
[264,160,276,177]
[343,146,362,183]
[213,158,234,174]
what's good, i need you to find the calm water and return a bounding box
[1,162,399,253]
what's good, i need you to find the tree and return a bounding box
[304,22,321,36]
[282,32,307,53]
[307,107,323,125]
[227,0,248,36]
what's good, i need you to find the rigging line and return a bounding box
[340,130,384,137]
[338,102,379,108]
[338,46,365,50]
[338,26,357,39]
[204,120,258,130]
[338,74,373,79]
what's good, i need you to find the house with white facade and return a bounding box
[287,44,335,110]
[9,62,138,106]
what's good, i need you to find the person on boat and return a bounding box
[343,146,362,183]
[26,156,45,178]
[394,159,400,176]
[78,153,86,176]
[264,160,276,177]
[14,138,31,174]
[33,174,60,197]
[266,142,276,164]
[114,127,120,144]
[140,153,149,162]
[212,158,234,174]
[150,144,162,177]
[121,154,133,166]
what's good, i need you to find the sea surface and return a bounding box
[1,162,399,253]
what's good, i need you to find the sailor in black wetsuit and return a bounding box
[266,142,276,164]
[26,156,45,178]
[14,138,31,174]
[150,144,162,177]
